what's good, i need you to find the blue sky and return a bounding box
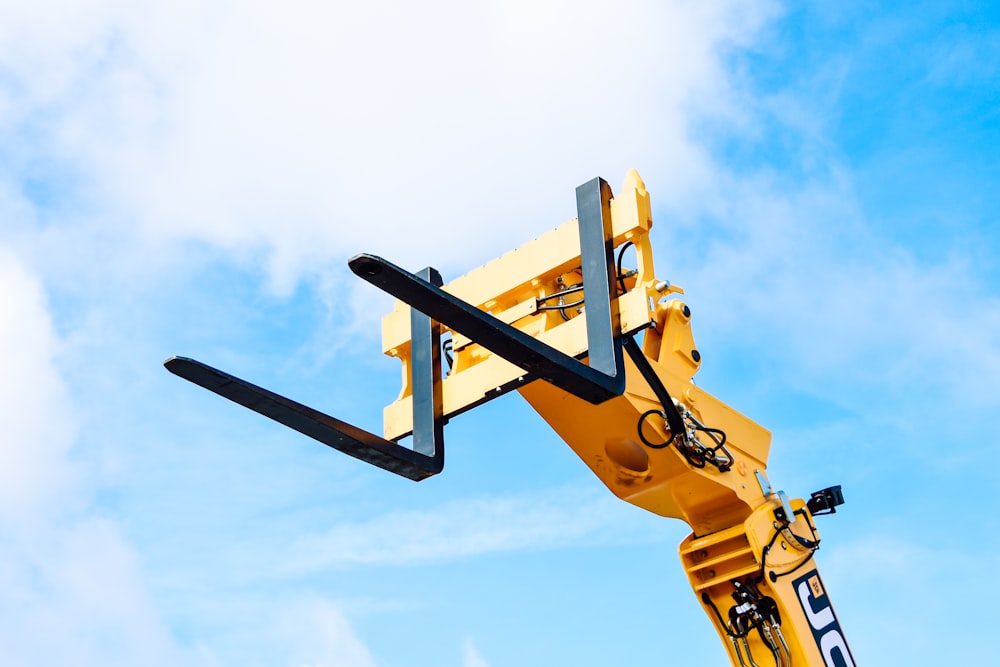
[1,1,997,665]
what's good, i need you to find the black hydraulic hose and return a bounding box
[622,336,687,442]
[616,241,634,294]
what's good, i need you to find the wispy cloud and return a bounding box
[819,534,986,664]
[0,250,195,665]
[0,249,77,523]
[6,2,993,665]
[280,597,379,667]
[666,164,1000,447]
[3,4,778,660]
[1,0,780,291]
[462,639,492,667]
[283,485,654,573]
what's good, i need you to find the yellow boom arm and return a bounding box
[375,170,855,666]
[166,170,855,666]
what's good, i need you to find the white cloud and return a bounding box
[17,2,996,664]
[281,597,379,667]
[462,639,491,667]
[0,249,199,666]
[823,534,941,582]
[0,248,78,523]
[0,5,783,661]
[669,168,1000,426]
[817,534,986,664]
[284,485,653,572]
[0,0,780,292]
[0,517,191,666]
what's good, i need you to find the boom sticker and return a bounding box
[793,570,857,667]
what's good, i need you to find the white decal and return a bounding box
[821,629,857,667]
[797,581,834,630]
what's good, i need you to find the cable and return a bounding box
[616,241,634,294]
[536,282,584,320]
[536,239,637,320]
[692,424,733,472]
[536,283,585,303]
[789,509,819,550]
[703,593,744,639]
[536,297,585,312]
[623,336,687,438]
[758,513,821,583]
[637,409,672,448]
[770,550,817,582]
[757,521,785,583]
[623,334,735,472]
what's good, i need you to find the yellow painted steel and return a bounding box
[381,169,678,440]
[380,171,851,666]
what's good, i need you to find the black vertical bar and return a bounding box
[410,267,444,457]
[575,177,622,378]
